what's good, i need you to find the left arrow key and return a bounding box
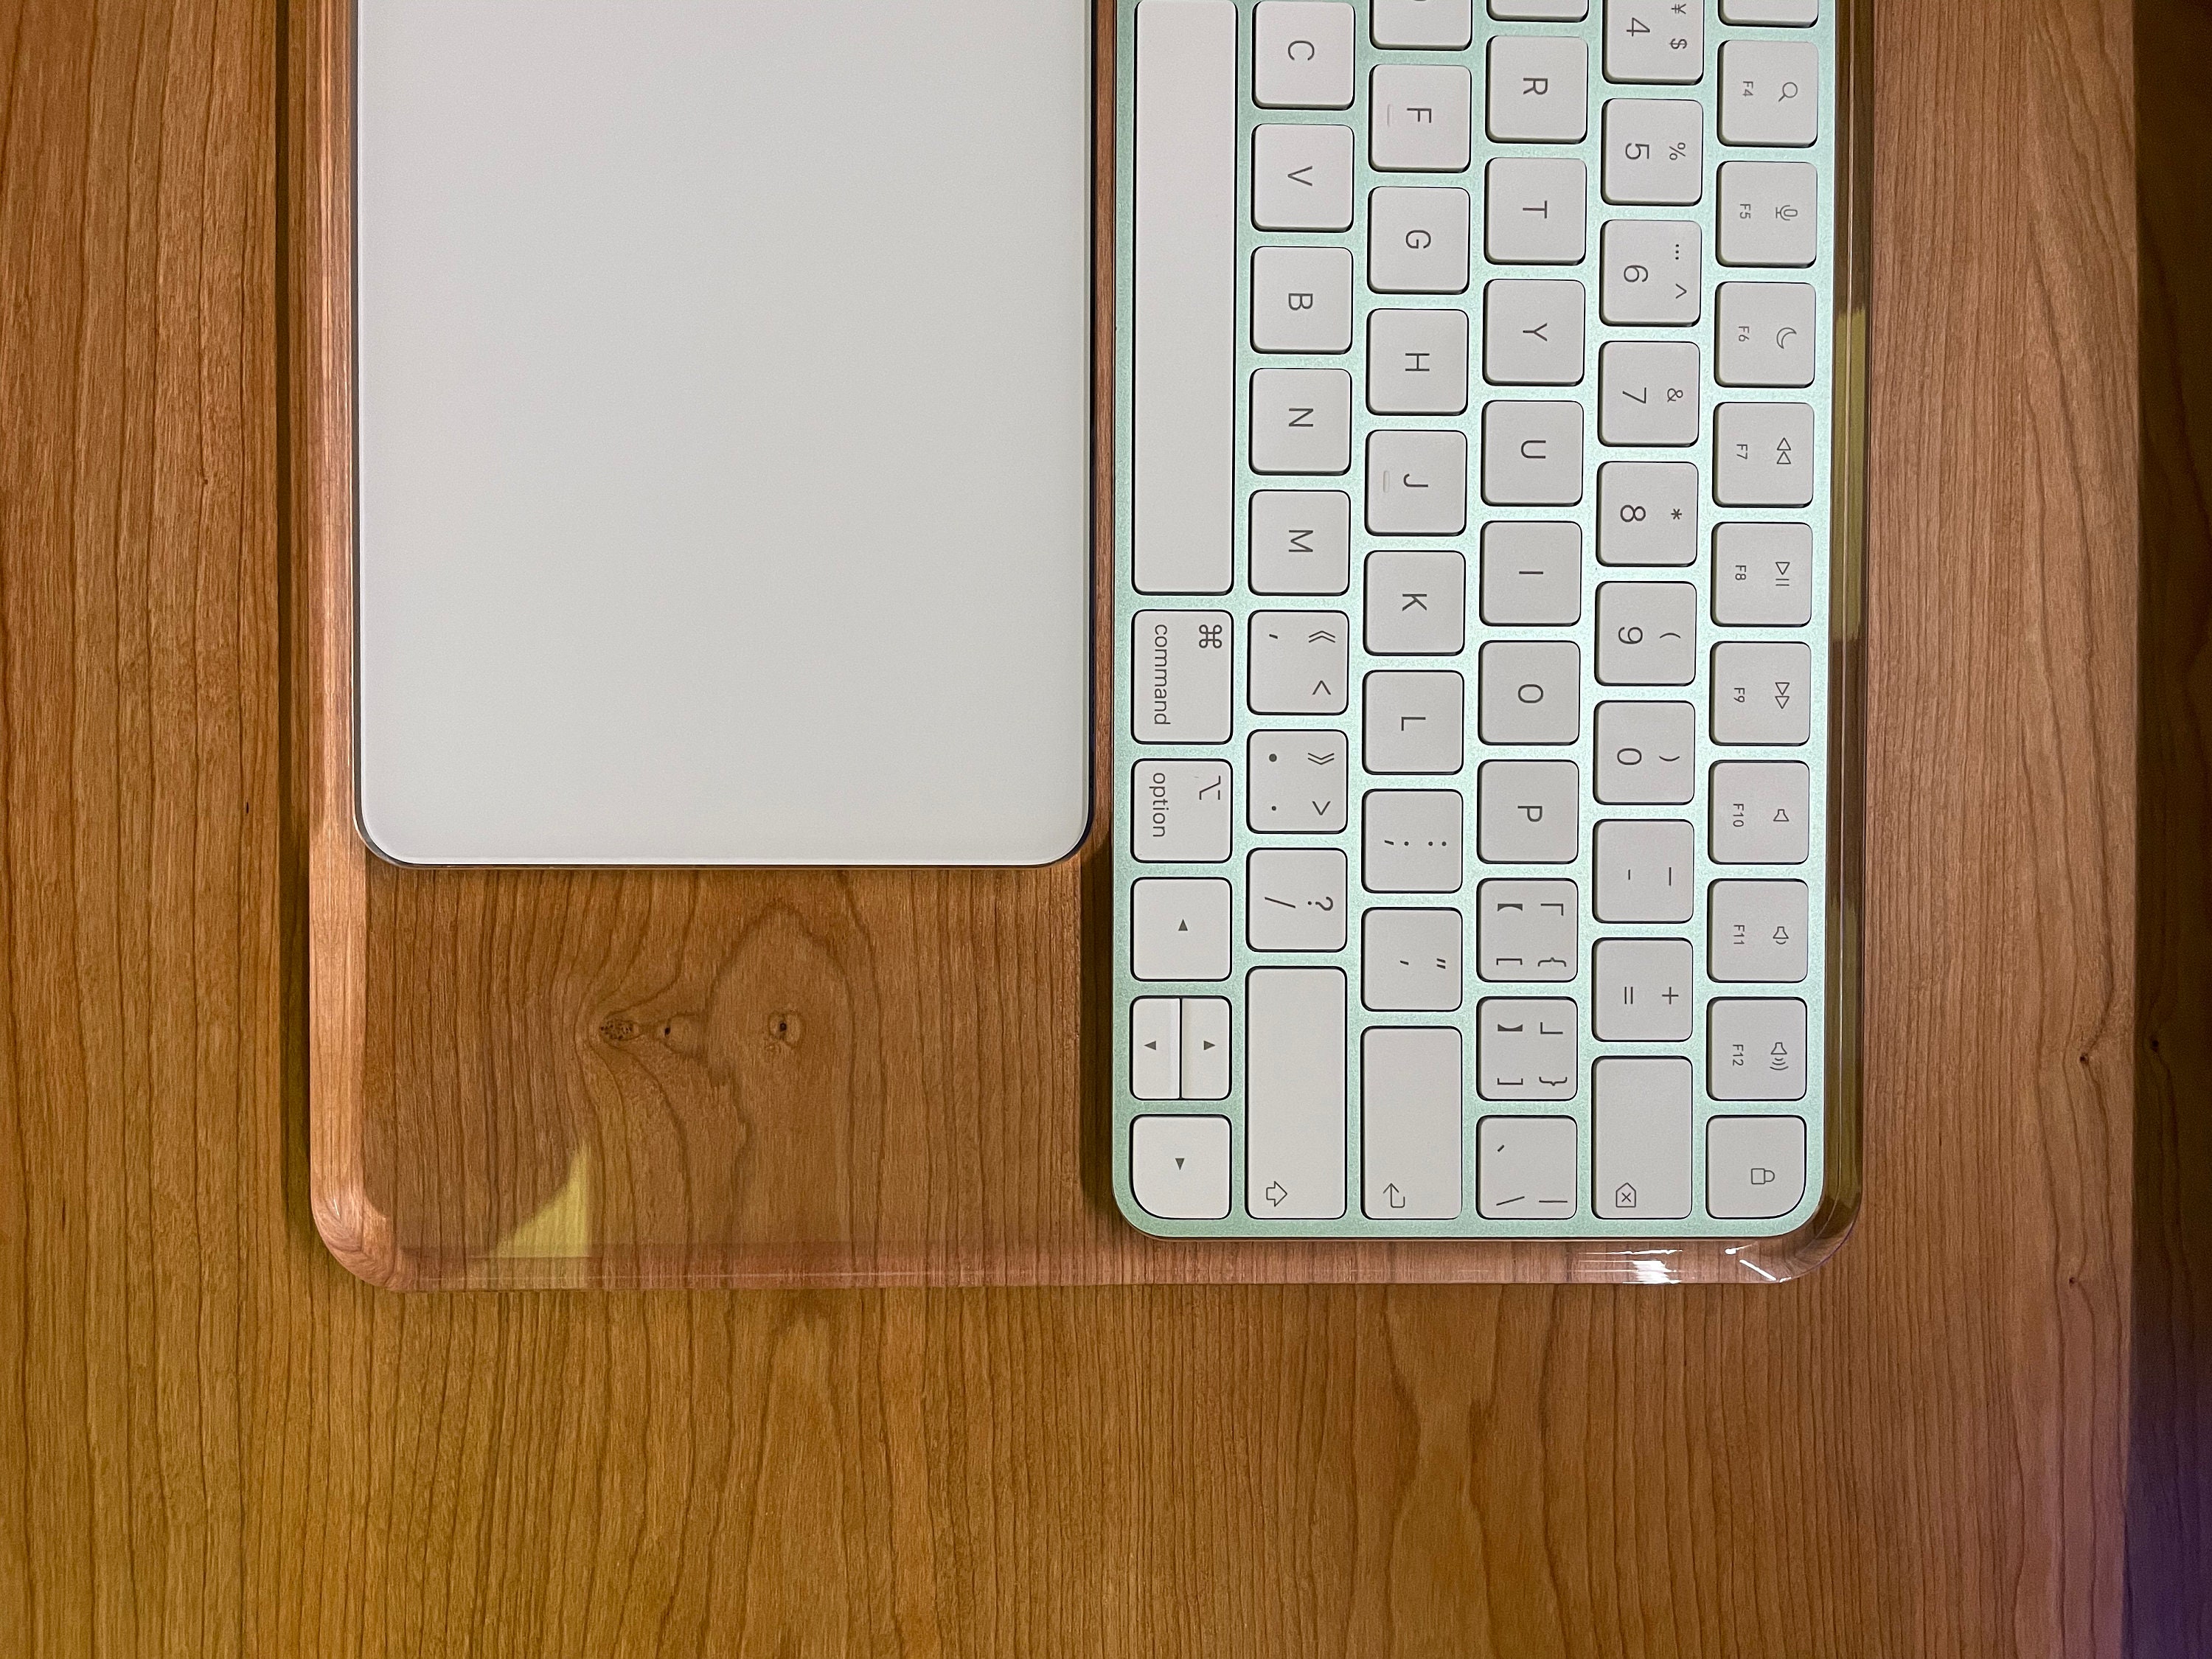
[1131,998,1183,1101]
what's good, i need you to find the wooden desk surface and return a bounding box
[0,0,2203,1653]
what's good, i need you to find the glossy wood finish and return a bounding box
[0,0,2163,1652]
[300,3,1865,1292]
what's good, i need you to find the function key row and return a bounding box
[1310,1,1821,69]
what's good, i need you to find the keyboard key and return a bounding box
[1252,368,1353,475]
[1708,998,1809,1102]
[1253,122,1357,229]
[1256,2,1357,110]
[1484,279,1588,386]
[1247,967,1349,1218]
[1485,159,1588,265]
[1717,282,1818,387]
[1598,461,1700,565]
[1363,907,1466,1011]
[1368,429,1470,533]
[1371,64,1474,172]
[1710,760,1811,863]
[1481,400,1585,504]
[1365,670,1466,773]
[1476,878,1578,980]
[1131,759,1234,863]
[1131,610,1233,743]
[1253,246,1356,353]
[1717,162,1818,271]
[1366,790,1467,892]
[1480,640,1582,743]
[1593,1056,1693,1220]
[1362,1026,1466,1220]
[1130,998,1182,1099]
[1603,99,1703,205]
[1594,817,1694,923]
[1132,877,1233,981]
[1182,998,1234,1099]
[1249,730,1351,832]
[1706,1115,1808,1220]
[1712,640,1812,744]
[1601,220,1702,325]
[1481,521,1584,623]
[1478,1116,1580,1220]
[1486,35,1589,143]
[1714,521,1815,624]
[1248,846,1349,950]
[1722,0,1816,21]
[1370,187,1472,293]
[1478,998,1576,1099]
[1599,341,1701,446]
[1368,308,1472,414]
[1251,490,1354,594]
[1595,700,1696,804]
[1365,550,1467,655]
[1593,936,1694,1040]
[1249,611,1351,714]
[1133,0,1237,596]
[1709,879,1809,982]
[1596,580,1697,684]
[1130,1114,1232,1220]
[1493,0,1587,17]
[1478,759,1580,863]
[1604,0,1704,84]
[1715,401,1816,505]
[1374,0,1475,48]
[1719,40,1820,147]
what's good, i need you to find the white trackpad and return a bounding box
[354,0,1093,866]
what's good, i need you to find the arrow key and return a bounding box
[1130,997,1182,1100]
[1180,998,1232,1100]
[1131,1115,1233,1221]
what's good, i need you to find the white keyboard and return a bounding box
[1110,0,1864,1246]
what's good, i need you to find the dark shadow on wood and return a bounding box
[2132,0,2212,1647]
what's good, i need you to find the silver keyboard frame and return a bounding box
[1110,0,1867,1274]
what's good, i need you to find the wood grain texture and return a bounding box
[299,0,1861,1290]
[0,0,2149,1652]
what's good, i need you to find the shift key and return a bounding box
[1133,611,1234,744]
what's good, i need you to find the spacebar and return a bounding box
[1134,0,1236,596]
[1245,968,1347,1220]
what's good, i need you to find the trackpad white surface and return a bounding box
[354,0,1093,866]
